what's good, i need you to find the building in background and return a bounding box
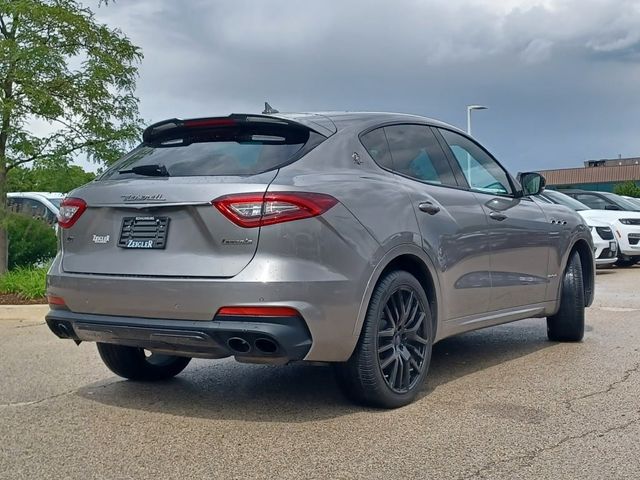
[538,156,640,192]
[583,157,640,168]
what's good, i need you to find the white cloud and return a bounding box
[74,0,640,169]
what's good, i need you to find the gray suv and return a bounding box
[46,112,594,408]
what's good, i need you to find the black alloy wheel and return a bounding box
[377,287,429,393]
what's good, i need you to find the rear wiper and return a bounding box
[118,164,170,177]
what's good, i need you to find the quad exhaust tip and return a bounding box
[227,337,251,354]
[226,336,280,355]
[254,337,278,354]
[50,321,73,339]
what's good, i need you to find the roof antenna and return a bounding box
[262,102,279,114]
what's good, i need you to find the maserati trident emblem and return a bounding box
[121,194,166,202]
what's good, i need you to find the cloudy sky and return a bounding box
[88,0,640,172]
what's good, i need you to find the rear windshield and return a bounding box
[100,123,322,179]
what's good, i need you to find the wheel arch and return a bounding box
[351,246,441,348]
[567,238,595,307]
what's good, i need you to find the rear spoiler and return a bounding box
[143,113,336,143]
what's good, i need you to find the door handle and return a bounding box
[489,211,507,221]
[418,201,440,215]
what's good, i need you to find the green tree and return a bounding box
[0,0,143,272]
[7,163,95,192]
[613,181,640,198]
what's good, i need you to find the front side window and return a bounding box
[383,124,457,186]
[24,199,50,221]
[439,129,512,195]
[7,198,23,213]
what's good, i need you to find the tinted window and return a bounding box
[383,125,457,186]
[543,190,590,211]
[8,198,56,224]
[7,198,23,213]
[601,192,640,211]
[439,129,512,195]
[101,124,320,179]
[574,194,609,210]
[360,128,393,169]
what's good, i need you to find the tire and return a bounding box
[547,251,585,342]
[335,270,433,408]
[97,343,191,381]
[614,256,639,268]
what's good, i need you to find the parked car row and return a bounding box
[536,188,640,268]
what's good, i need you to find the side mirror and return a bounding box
[517,172,546,196]
[605,204,622,211]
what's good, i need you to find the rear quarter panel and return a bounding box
[273,127,443,345]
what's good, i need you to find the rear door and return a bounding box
[436,128,552,311]
[61,117,325,277]
[361,124,493,321]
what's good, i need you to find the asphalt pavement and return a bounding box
[1,266,639,479]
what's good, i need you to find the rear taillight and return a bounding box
[212,192,338,228]
[57,197,87,229]
[47,295,68,310]
[217,306,300,317]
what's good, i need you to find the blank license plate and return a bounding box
[118,216,170,249]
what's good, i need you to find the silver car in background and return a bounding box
[46,112,594,408]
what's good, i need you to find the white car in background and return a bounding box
[539,189,640,267]
[7,192,64,226]
[584,219,618,266]
[535,190,617,265]
[621,195,640,210]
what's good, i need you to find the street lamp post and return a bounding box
[465,105,488,184]
[466,104,488,136]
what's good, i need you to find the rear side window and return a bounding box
[360,128,393,169]
[383,124,457,186]
[100,122,323,179]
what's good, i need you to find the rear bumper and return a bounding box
[46,249,373,362]
[46,309,312,364]
[47,203,382,362]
